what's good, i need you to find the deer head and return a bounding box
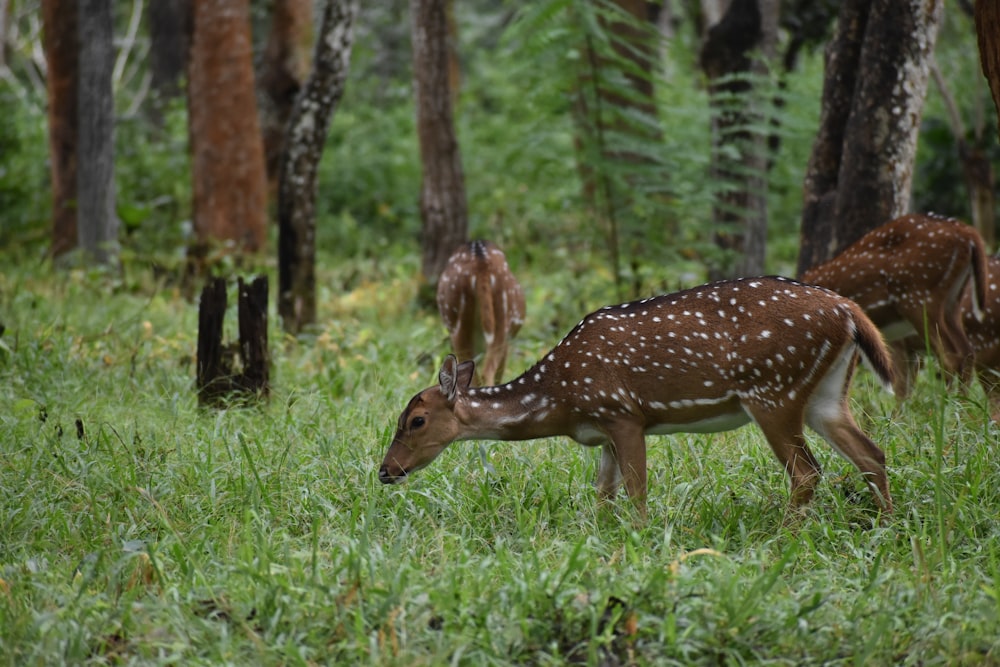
[380,276,895,518]
[800,212,987,397]
[436,240,525,386]
[380,356,474,483]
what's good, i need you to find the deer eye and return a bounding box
[411,416,426,429]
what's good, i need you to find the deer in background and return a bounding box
[800,213,987,399]
[436,240,526,386]
[962,256,1000,419]
[381,276,895,518]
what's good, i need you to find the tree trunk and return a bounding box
[41,0,79,259]
[930,60,996,250]
[412,0,468,289]
[0,0,10,70]
[77,0,118,266]
[700,0,778,280]
[237,276,270,398]
[187,0,268,259]
[258,0,313,192]
[976,0,1000,144]
[798,0,943,274]
[197,276,270,407]
[277,0,358,334]
[197,277,230,406]
[148,0,191,125]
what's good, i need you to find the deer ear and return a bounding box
[439,354,475,404]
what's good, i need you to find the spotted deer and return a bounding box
[800,213,987,398]
[436,240,526,386]
[962,256,1000,419]
[380,276,894,517]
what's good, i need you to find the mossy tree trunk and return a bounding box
[277,0,358,334]
[797,0,943,275]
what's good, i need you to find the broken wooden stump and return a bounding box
[196,275,270,407]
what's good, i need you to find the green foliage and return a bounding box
[0,83,49,252]
[114,101,194,268]
[503,0,695,294]
[3,256,1000,664]
[913,7,1000,237]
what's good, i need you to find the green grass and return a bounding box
[2,255,1000,666]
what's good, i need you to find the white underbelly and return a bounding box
[570,406,752,446]
[645,408,751,435]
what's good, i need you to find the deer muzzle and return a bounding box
[378,464,406,484]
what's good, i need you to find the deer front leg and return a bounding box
[747,405,822,509]
[598,422,648,517]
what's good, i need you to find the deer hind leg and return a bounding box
[596,443,623,501]
[800,347,892,513]
[480,332,508,387]
[977,368,1000,422]
[745,405,823,508]
[935,306,975,387]
[805,403,891,513]
[889,338,922,401]
[902,298,973,388]
[448,310,482,384]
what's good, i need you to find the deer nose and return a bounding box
[378,466,400,484]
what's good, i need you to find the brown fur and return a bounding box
[436,241,525,386]
[801,213,987,398]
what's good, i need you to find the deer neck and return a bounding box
[456,372,567,442]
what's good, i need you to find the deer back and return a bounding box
[800,213,988,334]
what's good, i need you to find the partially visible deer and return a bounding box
[380,276,894,518]
[963,256,1000,419]
[800,213,987,398]
[436,240,526,386]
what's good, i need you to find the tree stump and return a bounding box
[197,275,270,407]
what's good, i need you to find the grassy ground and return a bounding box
[2,254,1000,666]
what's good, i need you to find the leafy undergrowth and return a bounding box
[2,258,1000,666]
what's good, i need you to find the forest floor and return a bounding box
[2,253,999,665]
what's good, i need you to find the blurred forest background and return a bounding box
[0,0,996,314]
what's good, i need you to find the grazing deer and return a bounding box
[380,276,894,517]
[962,256,1000,419]
[800,213,987,398]
[436,240,526,386]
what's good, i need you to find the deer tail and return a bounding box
[851,304,895,393]
[475,256,497,345]
[969,229,989,321]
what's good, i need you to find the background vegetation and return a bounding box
[2,2,999,664]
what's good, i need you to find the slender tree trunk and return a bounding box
[148,0,191,125]
[976,0,1000,144]
[930,60,996,250]
[0,0,10,70]
[412,0,468,288]
[700,0,777,280]
[77,0,117,266]
[258,0,313,193]
[41,0,79,259]
[797,0,868,274]
[798,0,943,274]
[187,0,268,259]
[277,0,358,333]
